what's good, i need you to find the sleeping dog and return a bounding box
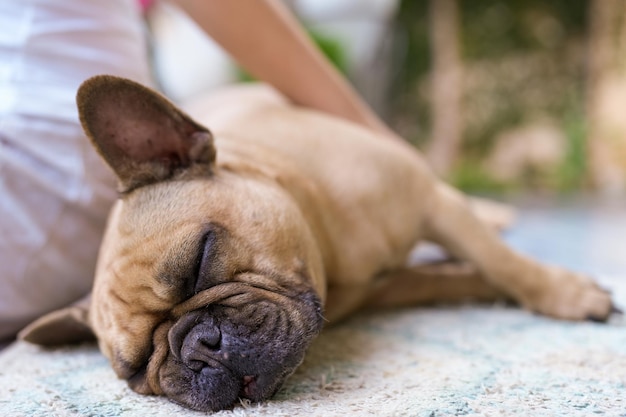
[21,75,616,411]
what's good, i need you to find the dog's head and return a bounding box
[20,76,325,411]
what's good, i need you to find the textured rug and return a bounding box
[1,201,625,417]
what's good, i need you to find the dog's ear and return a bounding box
[18,294,95,346]
[77,75,216,192]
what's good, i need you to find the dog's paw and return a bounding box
[521,266,615,322]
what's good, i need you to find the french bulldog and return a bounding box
[20,75,616,412]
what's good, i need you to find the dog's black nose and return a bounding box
[168,312,222,370]
[179,322,222,371]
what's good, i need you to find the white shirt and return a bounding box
[0,0,153,339]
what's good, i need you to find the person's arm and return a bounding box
[171,0,399,140]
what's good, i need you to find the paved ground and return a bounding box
[503,197,626,278]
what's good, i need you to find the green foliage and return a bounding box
[556,97,588,192]
[388,0,431,146]
[449,160,511,195]
[392,1,431,85]
[391,0,591,194]
[460,0,587,59]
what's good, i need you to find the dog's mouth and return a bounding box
[152,282,323,412]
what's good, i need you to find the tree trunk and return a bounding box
[426,0,463,176]
[586,0,626,194]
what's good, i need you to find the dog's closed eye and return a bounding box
[193,229,220,295]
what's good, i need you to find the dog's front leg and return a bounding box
[422,184,614,321]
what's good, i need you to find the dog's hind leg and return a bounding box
[365,261,506,310]
[420,183,614,322]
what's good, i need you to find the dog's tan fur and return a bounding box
[180,83,613,322]
[20,76,615,411]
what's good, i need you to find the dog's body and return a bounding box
[21,76,615,412]
[181,85,438,321]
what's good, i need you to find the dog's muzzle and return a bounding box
[157,285,323,411]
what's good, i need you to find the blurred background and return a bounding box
[145,0,626,199]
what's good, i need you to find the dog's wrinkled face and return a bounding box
[95,179,324,411]
[75,76,325,411]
